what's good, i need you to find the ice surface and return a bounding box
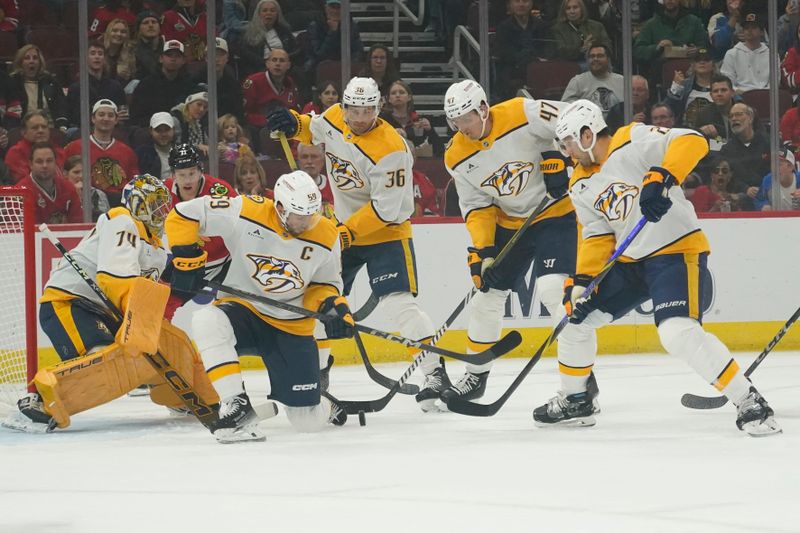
[1,353,798,533]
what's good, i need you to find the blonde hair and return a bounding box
[218,114,245,142]
[234,154,267,194]
[102,18,136,80]
[11,44,47,77]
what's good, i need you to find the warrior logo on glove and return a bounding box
[594,182,639,222]
[481,161,533,197]
[247,254,305,292]
[326,153,365,191]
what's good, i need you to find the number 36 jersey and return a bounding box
[444,97,575,248]
[41,208,168,312]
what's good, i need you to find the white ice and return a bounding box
[1,352,798,533]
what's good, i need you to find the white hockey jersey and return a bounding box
[293,104,414,246]
[444,97,575,248]
[165,195,343,336]
[41,207,168,312]
[569,123,711,277]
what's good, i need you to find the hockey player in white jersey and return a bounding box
[534,99,780,437]
[165,170,353,443]
[266,77,447,412]
[4,175,172,432]
[440,80,589,404]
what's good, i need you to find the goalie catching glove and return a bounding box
[467,246,499,292]
[170,244,207,299]
[563,274,596,324]
[318,296,355,339]
[540,150,571,199]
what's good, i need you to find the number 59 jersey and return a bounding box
[444,97,574,248]
[41,208,168,310]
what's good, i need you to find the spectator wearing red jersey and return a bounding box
[243,48,301,129]
[5,110,66,183]
[301,80,340,115]
[780,22,800,93]
[297,142,334,217]
[64,99,139,208]
[89,0,137,38]
[161,0,211,62]
[0,0,21,32]
[780,99,800,156]
[18,142,83,224]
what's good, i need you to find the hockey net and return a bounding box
[0,187,37,411]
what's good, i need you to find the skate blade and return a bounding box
[743,417,782,438]
[2,412,54,433]
[127,386,152,397]
[534,415,596,428]
[214,425,266,444]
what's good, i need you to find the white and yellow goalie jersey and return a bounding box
[292,104,414,246]
[569,123,711,278]
[41,208,168,312]
[444,97,575,248]
[165,195,343,336]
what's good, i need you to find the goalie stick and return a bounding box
[444,215,650,417]
[207,282,521,365]
[680,305,800,409]
[40,224,223,431]
[343,195,552,398]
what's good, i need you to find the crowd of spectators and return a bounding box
[1,0,799,225]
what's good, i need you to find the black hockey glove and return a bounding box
[639,168,674,223]
[170,244,207,299]
[318,296,355,339]
[540,150,571,199]
[563,274,596,324]
[467,246,497,292]
[266,107,299,138]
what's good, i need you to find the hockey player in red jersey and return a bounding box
[163,143,236,319]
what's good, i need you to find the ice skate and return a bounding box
[735,387,782,437]
[2,393,57,433]
[440,371,489,404]
[533,373,599,427]
[415,365,451,412]
[326,393,347,426]
[213,392,265,443]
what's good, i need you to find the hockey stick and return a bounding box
[277,132,298,170]
[353,293,380,321]
[680,305,800,410]
[353,329,420,395]
[445,215,650,417]
[207,282,521,365]
[39,224,222,431]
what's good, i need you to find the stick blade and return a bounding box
[680,393,729,410]
[470,330,522,365]
[445,397,501,417]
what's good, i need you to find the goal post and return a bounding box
[0,186,37,410]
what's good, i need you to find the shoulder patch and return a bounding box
[243,78,253,90]
[209,183,229,197]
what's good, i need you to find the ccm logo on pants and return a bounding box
[292,383,319,391]
[372,272,398,283]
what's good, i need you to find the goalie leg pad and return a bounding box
[465,288,507,374]
[378,292,438,373]
[658,316,750,401]
[34,343,158,428]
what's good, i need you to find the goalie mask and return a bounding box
[273,170,322,236]
[122,174,171,236]
[555,99,607,163]
[342,77,381,134]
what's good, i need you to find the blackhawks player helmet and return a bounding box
[169,143,202,171]
[122,174,171,235]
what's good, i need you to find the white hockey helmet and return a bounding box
[444,79,488,128]
[122,174,171,235]
[555,99,607,159]
[342,77,381,109]
[273,170,322,230]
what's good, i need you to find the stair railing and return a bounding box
[392,0,425,58]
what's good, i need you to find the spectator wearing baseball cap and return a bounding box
[134,10,164,79]
[136,112,176,179]
[193,37,244,121]
[172,91,210,156]
[665,47,717,128]
[63,99,140,207]
[720,11,769,93]
[756,145,800,211]
[131,38,196,128]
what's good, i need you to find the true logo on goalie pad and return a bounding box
[326,153,365,191]
[247,254,305,293]
[53,355,104,377]
[594,182,639,222]
[481,161,534,197]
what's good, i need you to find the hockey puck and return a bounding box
[358,411,366,426]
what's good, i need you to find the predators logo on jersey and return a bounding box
[247,254,305,293]
[481,161,534,197]
[140,267,160,281]
[326,153,365,191]
[594,182,639,222]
